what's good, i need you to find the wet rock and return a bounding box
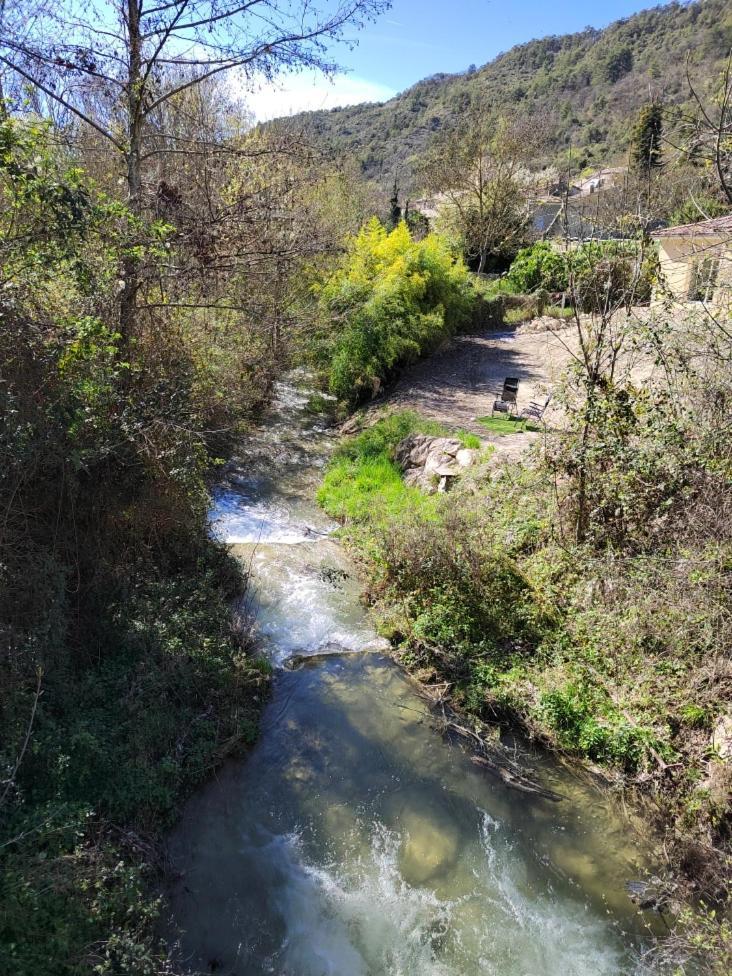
[398,811,459,885]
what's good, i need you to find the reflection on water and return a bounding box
[164,376,656,975]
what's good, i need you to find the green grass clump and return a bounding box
[318,411,443,531]
[318,455,432,524]
[546,304,575,319]
[318,410,483,549]
[505,307,531,325]
[478,415,540,434]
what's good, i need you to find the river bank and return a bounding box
[159,373,669,976]
[315,322,732,974]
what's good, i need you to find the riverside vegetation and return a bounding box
[1,0,731,972]
[315,228,732,973]
[0,0,387,971]
[0,113,273,976]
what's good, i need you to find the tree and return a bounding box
[388,175,401,228]
[630,100,664,177]
[601,45,633,84]
[684,52,732,204]
[420,106,543,273]
[0,0,388,336]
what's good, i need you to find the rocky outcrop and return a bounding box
[395,434,476,493]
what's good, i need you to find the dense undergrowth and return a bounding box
[0,119,270,974]
[320,401,732,974]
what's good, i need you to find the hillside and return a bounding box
[289,0,732,191]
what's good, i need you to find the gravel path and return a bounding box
[374,325,576,460]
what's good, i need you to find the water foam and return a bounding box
[264,828,453,976]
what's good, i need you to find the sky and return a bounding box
[246,0,674,121]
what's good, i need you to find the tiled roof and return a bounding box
[652,214,732,238]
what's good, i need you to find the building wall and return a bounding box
[654,236,731,312]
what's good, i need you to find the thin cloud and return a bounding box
[239,70,396,121]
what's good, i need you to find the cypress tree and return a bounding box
[630,101,664,175]
[388,177,402,229]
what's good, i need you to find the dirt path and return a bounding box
[374,325,576,460]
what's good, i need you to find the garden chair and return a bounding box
[492,377,520,415]
[522,393,552,423]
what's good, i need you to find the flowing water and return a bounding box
[164,374,658,976]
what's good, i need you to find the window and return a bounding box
[688,255,721,303]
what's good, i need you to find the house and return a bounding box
[651,215,732,311]
[575,167,625,197]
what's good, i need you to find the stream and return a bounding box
[164,374,658,976]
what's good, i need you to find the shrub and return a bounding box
[505,240,655,312]
[506,241,567,293]
[313,219,474,404]
[0,115,269,976]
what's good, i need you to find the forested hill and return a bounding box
[287,0,731,189]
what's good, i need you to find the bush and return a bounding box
[0,115,269,975]
[313,219,474,404]
[505,241,568,293]
[505,240,655,312]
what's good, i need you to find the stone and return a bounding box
[712,713,732,760]
[396,435,473,495]
[433,462,461,477]
[438,439,463,457]
[395,434,432,469]
[398,810,460,886]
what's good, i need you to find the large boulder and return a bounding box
[396,434,476,494]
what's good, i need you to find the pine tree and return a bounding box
[630,101,664,176]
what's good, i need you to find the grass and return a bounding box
[504,307,532,325]
[317,411,482,549]
[478,415,540,434]
[546,304,575,319]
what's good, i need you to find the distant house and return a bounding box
[575,167,625,197]
[651,215,732,310]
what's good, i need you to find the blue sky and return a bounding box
[343,0,673,90]
[247,0,674,120]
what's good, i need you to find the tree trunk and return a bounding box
[120,0,143,341]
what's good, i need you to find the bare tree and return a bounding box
[0,0,388,334]
[683,51,732,205]
[419,107,543,272]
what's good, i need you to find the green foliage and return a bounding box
[313,219,474,404]
[599,45,633,85]
[388,177,402,229]
[505,240,655,311]
[538,685,662,769]
[546,303,575,319]
[318,412,444,530]
[630,101,664,175]
[505,242,567,293]
[670,197,730,226]
[286,0,730,188]
[0,117,268,974]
